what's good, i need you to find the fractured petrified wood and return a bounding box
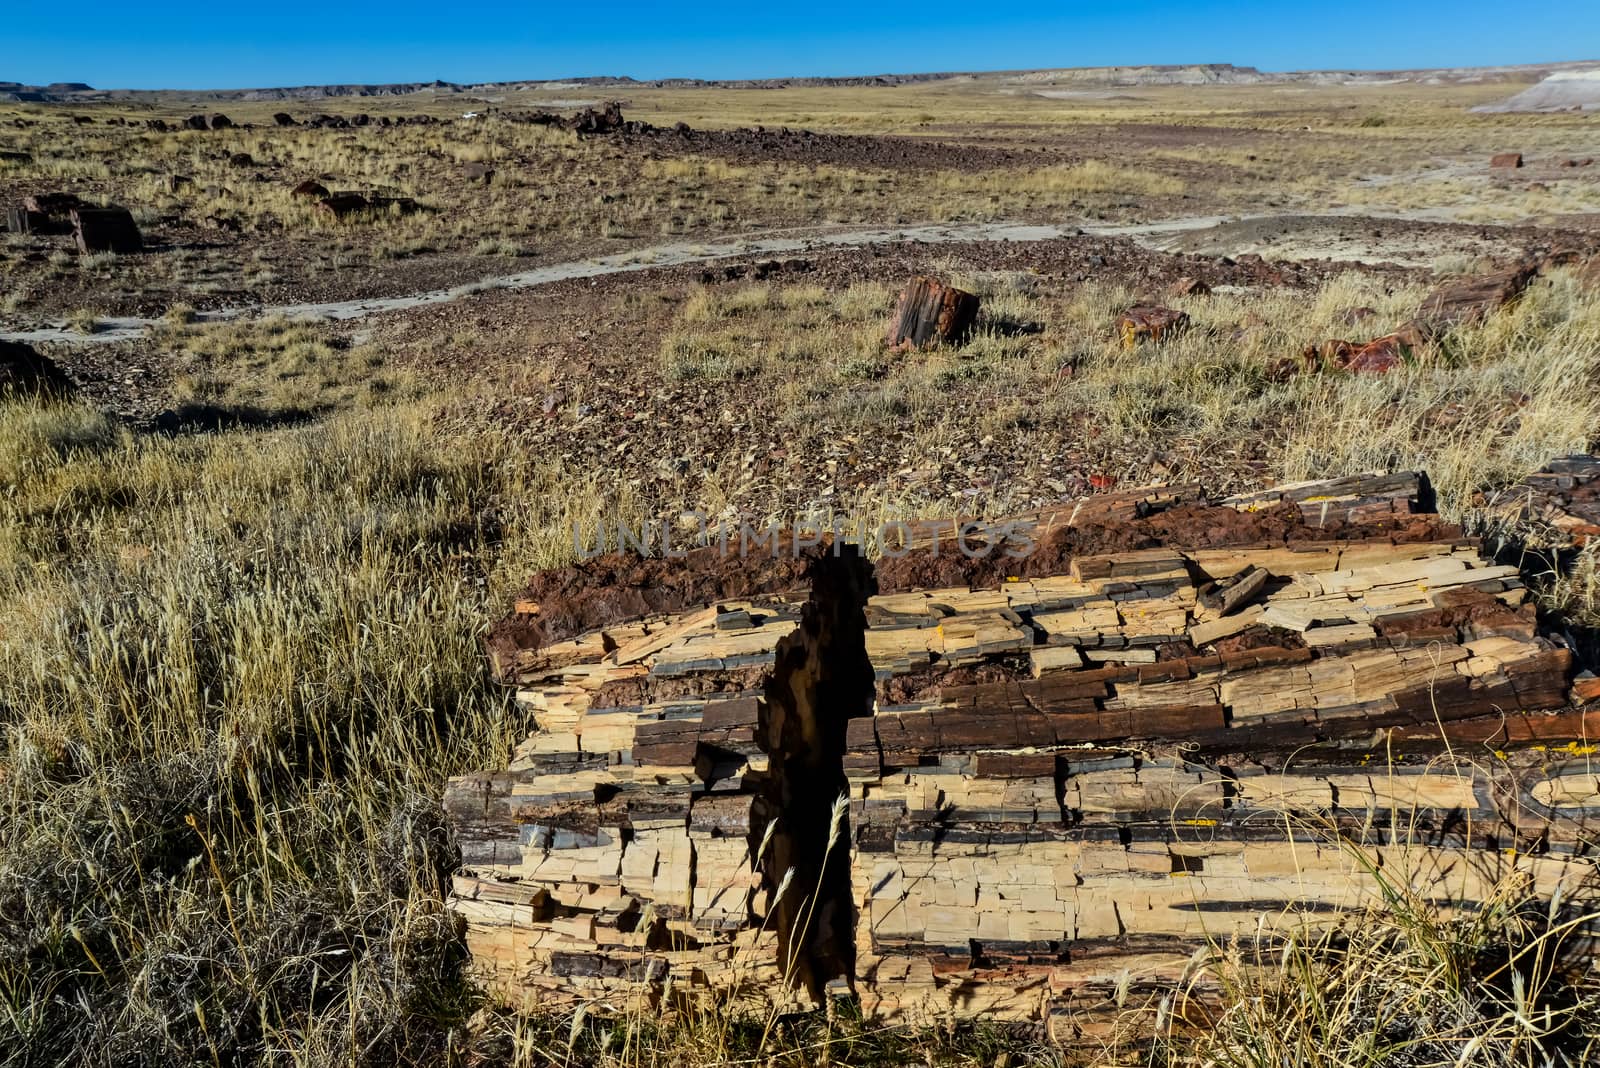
[1414,261,1538,333]
[1117,305,1189,347]
[451,472,1590,1034]
[887,277,979,350]
[1479,455,1600,548]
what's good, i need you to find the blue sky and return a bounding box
[6,1,1597,90]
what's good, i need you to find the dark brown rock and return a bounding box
[71,206,142,254]
[317,193,370,219]
[0,341,74,399]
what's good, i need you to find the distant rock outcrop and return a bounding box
[1473,69,1600,113]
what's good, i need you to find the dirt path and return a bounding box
[0,210,1530,346]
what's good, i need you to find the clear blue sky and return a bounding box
[6,1,1597,90]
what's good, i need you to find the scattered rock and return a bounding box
[1166,276,1210,298]
[462,162,495,184]
[273,112,297,127]
[291,179,331,200]
[228,152,255,167]
[207,113,234,130]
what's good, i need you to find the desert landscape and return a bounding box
[3,56,1600,1067]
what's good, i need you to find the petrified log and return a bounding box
[1478,455,1600,548]
[887,277,979,350]
[317,193,370,219]
[71,206,142,254]
[273,112,297,127]
[9,192,87,235]
[1491,152,1524,168]
[367,195,420,216]
[454,473,1585,1033]
[1298,264,1538,375]
[1116,305,1189,347]
[1415,261,1537,331]
[207,113,233,130]
[452,542,872,1010]
[291,180,330,200]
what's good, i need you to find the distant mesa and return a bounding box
[2,60,1599,102]
[1473,69,1600,113]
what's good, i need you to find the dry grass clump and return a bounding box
[0,401,525,1065]
[1165,862,1600,1068]
[156,317,423,420]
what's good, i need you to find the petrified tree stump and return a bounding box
[887,277,979,350]
[71,207,142,254]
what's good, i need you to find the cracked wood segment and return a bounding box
[445,590,809,1012]
[849,477,1580,1037]
[1478,455,1600,548]
[887,276,979,350]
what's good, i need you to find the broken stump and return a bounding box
[887,277,980,350]
[71,206,142,254]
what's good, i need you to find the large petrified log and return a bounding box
[1301,262,1539,373]
[452,472,1590,1033]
